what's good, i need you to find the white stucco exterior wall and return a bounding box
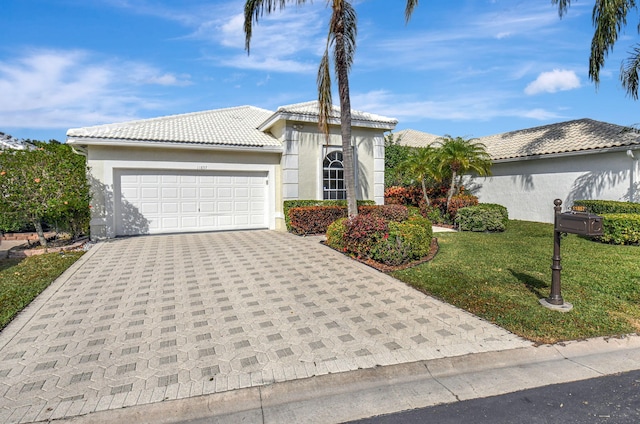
[472,149,640,223]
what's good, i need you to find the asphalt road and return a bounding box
[349,370,640,424]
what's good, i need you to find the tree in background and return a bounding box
[384,132,413,187]
[398,146,440,207]
[0,141,90,246]
[245,1,420,217]
[433,135,492,210]
[554,0,640,98]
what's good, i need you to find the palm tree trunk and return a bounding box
[446,170,457,211]
[334,10,357,217]
[421,179,431,207]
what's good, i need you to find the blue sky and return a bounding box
[2,0,640,142]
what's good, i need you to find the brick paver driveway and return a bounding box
[0,231,531,423]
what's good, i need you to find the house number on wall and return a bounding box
[197,165,207,170]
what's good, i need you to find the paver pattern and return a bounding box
[0,231,531,423]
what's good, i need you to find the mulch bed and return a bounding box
[8,236,89,258]
[322,238,440,273]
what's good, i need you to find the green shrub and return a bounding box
[430,194,479,223]
[599,213,640,245]
[326,218,348,251]
[573,200,640,215]
[283,199,375,231]
[343,214,389,257]
[455,206,507,232]
[477,203,509,226]
[369,221,432,266]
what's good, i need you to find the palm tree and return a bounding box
[433,135,492,209]
[553,0,640,98]
[398,146,439,207]
[244,1,420,217]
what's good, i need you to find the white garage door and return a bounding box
[116,169,267,236]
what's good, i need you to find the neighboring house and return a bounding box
[67,101,396,239]
[0,132,35,151]
[393,129,441,147]
[398,119,640,223]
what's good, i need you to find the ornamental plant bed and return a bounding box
[8,235,89,258]
[323,237,439,273]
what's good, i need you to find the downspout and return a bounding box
[628,149,638,203]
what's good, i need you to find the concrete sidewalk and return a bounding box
[56,334,640,423]
[0,240,27,259]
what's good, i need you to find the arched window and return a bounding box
[323,150,346,200]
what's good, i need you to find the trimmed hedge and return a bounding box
[573,200,640,215]
[288,206,346,235]
[283,199,375,231]
[455,204,508,232]
[287,203,407,235]
[600,213,640,245]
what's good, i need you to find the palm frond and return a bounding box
[317,49,333,139]
[621,45,640,99]
[589,0,636,87]
[405,0,419,22]
[327,0,357,72]
[244,0,309,53]
[551,0,572,18]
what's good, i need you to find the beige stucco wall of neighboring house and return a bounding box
[84,144,281,238]
[471,149,640,223]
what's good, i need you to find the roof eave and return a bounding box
[66,137,283,153]
[259,111,397,132]
[492,144,640,163]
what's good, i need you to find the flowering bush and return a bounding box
[342,214,389,257]
[326,211,433,266]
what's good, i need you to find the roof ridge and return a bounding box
[69,105,274,131]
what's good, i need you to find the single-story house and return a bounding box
[398,119,640,223]
[0,133,35,151]
[66,101,396,239]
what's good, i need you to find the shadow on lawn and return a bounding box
[509,269,548,299]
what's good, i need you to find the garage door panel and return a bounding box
[117,169,267,236]
[162,203,179,213]
[162,188,179,198]
[181,187,197,198]
[141,188,159,199]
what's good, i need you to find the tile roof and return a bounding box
[398,119,640,161]
[478,118,640,160]
[262,100,397,129]
[0,133,35,151]
[394,129,442,148]
[66,106,281,148]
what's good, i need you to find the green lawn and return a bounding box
[0,252,84,330]
[392,220,640,344]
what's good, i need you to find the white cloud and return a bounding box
[0,49,190,129]
[525,69,581,95]
[351,90,563,122]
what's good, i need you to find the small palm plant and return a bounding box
[433,135,492,209]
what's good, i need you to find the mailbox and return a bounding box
[555,211,604,236]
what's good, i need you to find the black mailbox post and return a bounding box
[541,199,604,312]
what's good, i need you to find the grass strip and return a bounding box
[0,252,84,330]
